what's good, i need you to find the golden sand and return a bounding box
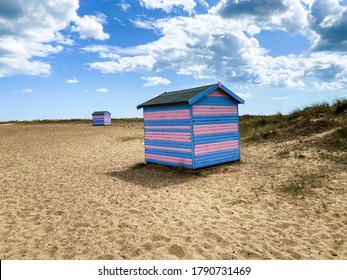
[0,122,346,259]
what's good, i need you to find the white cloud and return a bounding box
[272,96,289,100]
[237,92,253,99]
[71,14,109,40]
[84,1,347,89]
[21,88,33,93]
[139,0,197,14]
[118,0,131,12]
[0,0,109,77]
[65,77,78,84]
[96,88,109,93]
[141,76,171,87]
[314,81,344,91]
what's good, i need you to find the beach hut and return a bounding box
[92,111,111,126]
[137,82,245,169]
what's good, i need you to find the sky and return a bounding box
[0,0,347,121]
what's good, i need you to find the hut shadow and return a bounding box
[106,163,202,188]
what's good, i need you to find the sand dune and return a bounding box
[0,122,346,259]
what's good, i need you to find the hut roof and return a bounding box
[92,111,110,115]
[137,82,244,109]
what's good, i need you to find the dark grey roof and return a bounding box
[92,111,110,115]
[137,83,245,109]
[137,84,214,109]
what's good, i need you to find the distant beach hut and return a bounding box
[92,111,111,126]
[137,82,245,169]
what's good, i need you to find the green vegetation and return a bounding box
[280,173,324,198]
[240,98,347,152]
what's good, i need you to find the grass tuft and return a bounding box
[280,173,323,198]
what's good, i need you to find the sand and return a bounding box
[0,122,346,260]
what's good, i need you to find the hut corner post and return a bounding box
[189,106,196,169]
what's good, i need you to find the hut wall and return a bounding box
[143,105,193,168]
[192,89,240,169]
[103,113,111,125]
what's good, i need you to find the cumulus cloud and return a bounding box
[212,0,311,36]
[314,81,344,91]
[84,1,347,90]
[65,77,78,84]
[0,0,109,77]
[309,0,347,51]
[139,0,197,14]
[96,88,109,93]
[71,14,109,40]
[141,76,171,87]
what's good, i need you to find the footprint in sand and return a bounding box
[168,244,186,259]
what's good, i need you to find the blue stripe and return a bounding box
[194,133,239,144]
[195,151,240,168]
[192,116,238,124]
[144,140,192,148]
[195,155,240,169]
[146,158,193,169]
[144,120,191,126]
[145,149,192,158]
[194,96,237,106]
[144,105,190,112]
[195,149,239,161]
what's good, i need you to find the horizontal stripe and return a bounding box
[145,145,191,153]
[144,105,190,112]
[194,132,239,144]
[146,154,192,165]
[195,150,240,162]
[145,129,191,133]
[195,154,240,169]
[195,140,239,155]
[193,123,238,135]
[144,140,192,148]
[193,97,236,106]
[192,106,237,116]
[144,109,190,120]
[207,90,229,97]
[145,132,191,142]
[146,158,193,169]
[145,125,190,130]
[144,120,191,126]
[192,116,238,124]
[145,149,192,158]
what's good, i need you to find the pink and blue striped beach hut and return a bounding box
[92,111,111,126]
[137,82,245,169]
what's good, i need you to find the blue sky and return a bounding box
[0,0,347,121]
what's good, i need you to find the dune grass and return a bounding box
[280,173,324,198]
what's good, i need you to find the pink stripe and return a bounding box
[207,90,229,97]
[145,126,190,130]
[145,132,191,142]
[145,145,191,152]
[193,105,237,115]
[144,109,189,117]
[146,154,192,165]
[144,115,190,120]
[195,140,239,155]
[193,123,238,135]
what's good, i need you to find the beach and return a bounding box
[0,121,346,259]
